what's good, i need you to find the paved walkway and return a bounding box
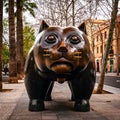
[96,72,120,93]
[0,80,120,120]
[96,72,120,77]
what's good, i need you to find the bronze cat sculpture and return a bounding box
[24,20,96,112]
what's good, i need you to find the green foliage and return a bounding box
[2,43,9,64]
[23,24,35,58]
[3,18,9,34]
[4,0,38,18]
[3,0,9,13]
[2,18,9,64]
[2,23,35,63]
[22,0,38,17]
[3,0,37,62]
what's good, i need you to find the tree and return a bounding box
[72,0,75,26]
[35,0,103,27]
[23,25,35,58]
[0,0,3,91]
[16,0,37,78]
[16,0,24,79]
[8,0,18,83]
[115,21,120,76]
[2,18,9,66]
[96,0,119,93]
[2,43,9,65]
[37,0,86,26]
[4,0,37,79]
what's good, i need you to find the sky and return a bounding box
[3,0,120,36]
[24,1,120,23]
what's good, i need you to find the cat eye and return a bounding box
[69,35,81,44]
[45,35,57,44]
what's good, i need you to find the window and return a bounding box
[100,45,102,53]
[100,33,103,41]
[104,44,106,51]
[97,47,99,53]
[97,36,98,42]
[104,31,107,39]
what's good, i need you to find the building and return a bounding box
[85,15,120,73]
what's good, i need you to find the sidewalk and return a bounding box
[96,72,120,94]
[96,72,120,77]
[0,80,120,120]
[0,80,25,120]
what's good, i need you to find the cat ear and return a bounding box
[78,22,87,34]
[38,20,49,33]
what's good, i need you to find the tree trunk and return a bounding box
[0,0,3,91]
[96,0,119,93]
[16,0,24,79]
[115,23,120,76]
[8,0,18,83]
[72,0,75,26]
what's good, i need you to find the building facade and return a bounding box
[85,15,120,73]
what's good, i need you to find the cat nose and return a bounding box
[58,47,68,52]
[58,41,68,52]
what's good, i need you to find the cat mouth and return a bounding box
[50,59,73,74]
[50,61,73,68]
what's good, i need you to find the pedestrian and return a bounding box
[3,66,9,75]
[106,68,108,73]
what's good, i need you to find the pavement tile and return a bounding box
[41,115,58,120]
[0,81,25,120]
[0,104,16,120]
[0,81,120,120]
[101,112,120,120]
[9,115,42,120]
